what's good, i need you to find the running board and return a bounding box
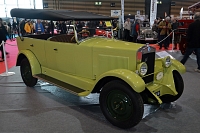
[34,74,85,95]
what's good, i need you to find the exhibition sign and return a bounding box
[111,10,121,17]
[121,0,124,28]
[150,0,157,26]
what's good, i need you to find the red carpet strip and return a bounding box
[0,40,18,74]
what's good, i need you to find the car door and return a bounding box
[44,41,93,79]
[25,38,47,66]
[55,42,76,74]
[44,41,58,70]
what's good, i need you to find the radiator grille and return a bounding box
[141,52,155,83]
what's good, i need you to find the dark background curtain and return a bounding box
[145,0,172,18]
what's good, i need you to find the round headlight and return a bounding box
[165,56,171,67]
[138,62,148,76]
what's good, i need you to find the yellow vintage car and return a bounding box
[11,8,185,129]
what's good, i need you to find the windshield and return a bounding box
[17,19,114,42]
[72,20,113,42]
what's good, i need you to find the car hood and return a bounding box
[80,37,144,50]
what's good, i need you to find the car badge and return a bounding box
[148,46,151,52]
[146,43,151,52]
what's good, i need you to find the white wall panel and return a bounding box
[1,0,43,18]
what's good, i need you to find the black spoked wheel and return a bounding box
[20,58,38,87]
[160,71,184,103]
[99,80,144,129]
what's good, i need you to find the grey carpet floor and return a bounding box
[0,51,199,133]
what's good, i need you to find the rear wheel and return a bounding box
[160,71,184,103]
[20,58,38,87]
[99,80,144,129]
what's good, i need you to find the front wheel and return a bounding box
[160,71,184,103]
[20,58,38,87]
[99,80,144,129]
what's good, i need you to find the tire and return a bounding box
[99,80,144,129]
[160,71,184,103]
[20,58,38,87]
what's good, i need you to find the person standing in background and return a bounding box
[152,19,158,32]
[20,19,26,36]
[171,18,180,49]
[158,16,171,50]
[131,19,140,43]
[99,21,104,29]
[7,22,12,40]
[124,18,131,41]
[0,18,10,62]
[12,20,17,40]
[87,21,96,37]
[24,20,33,34]
[46,21,52,34]
[76,21,83,33]
[58,21,67,34]
[156,17,163,46]
[35,19,44,34]
[180,12,200,72]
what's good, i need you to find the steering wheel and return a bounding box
[71,30,90,42]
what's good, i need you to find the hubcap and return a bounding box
[106,90,133,121]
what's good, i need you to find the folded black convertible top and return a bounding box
[10,8,113,21]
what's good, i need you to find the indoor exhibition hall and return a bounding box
[0,0,200,132]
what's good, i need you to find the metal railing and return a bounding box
[156,29,177,52]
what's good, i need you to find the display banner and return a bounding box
[180,7,183,19]
[150,0,157,26]
[121,0,124,28]
[111,10,121,17]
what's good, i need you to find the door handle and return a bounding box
[30,44,34,47]
[54,48,58,51]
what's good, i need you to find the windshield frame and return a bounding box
[71,20,114,44]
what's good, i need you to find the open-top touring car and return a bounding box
[11,8,185,129]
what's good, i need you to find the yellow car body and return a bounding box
[16,36,185,103]
[12,8,186,129]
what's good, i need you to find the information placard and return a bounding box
[156,51,175,59]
